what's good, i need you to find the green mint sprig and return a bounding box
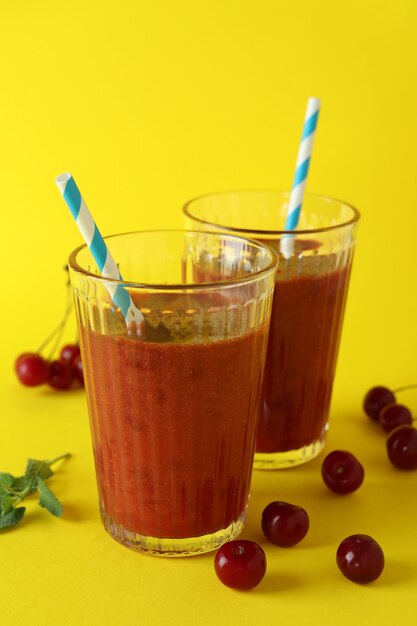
[0,453,71,529]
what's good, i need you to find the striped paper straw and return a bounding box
[56,173,143,328]
[280,97,321,258]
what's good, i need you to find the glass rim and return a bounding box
[68,228,278,291]
[183,190,360,236]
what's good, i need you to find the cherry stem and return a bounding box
[46,304,72,360]
[393,384,417,394]
[37,283,73,359]
[49,453,72,466]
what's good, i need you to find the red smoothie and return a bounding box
[81,323,268,539]
[256,253,351,454]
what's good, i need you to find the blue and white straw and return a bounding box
[280,97,321,258]
[56,173,143,328]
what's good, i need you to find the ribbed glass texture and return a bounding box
[184,192,360,469]
[69,230,277,555]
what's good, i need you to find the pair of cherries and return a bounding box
[15,344,84,390]
[214,501,310,591]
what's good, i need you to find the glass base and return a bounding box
[253,429,327,470]
[100,507,247,557]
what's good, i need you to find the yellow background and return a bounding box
[1,1,416,624]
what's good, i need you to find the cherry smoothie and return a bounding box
[183,191,359,467]
[256,253,350,454]
[81,322,268,540]
[70,230,277,553]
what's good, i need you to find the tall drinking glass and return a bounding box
[184,192,360,469]
[69,230,277,555]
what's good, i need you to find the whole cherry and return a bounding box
[60,343,81,364]
[48,360,73,390]
[386,425,417,470]
[321,450,364,494]
[379,403,412,433]
[363,386,396,420]
[214,540,266,591]
[337,534,384,584]
[15,353,50,387]
[261,501,309,547]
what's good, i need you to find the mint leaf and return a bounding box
[0,453,69,533]
[1,495,14,515]
[11,475,30,493]
[0,473,15,497]
[0,473,14,488]
[0,507,25,529]
[36,478,63,517]
[25,459,54,483]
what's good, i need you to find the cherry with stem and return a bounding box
[15,266,82,389]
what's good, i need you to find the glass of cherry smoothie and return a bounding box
[184,192,360,469]
[69,229,277,555]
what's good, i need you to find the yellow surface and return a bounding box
[1,1,417,624]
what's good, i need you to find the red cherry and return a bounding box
[214,540,266,591]
[337,534,384,583]
[363,386,396,420]
[48,360,73,390]
[15,353,50,387]
[321,450,364,494]
[386,426,417,470]
[379,403,412,433]
[59,344,81,364]
[72,355,84,385]
[261,501,309,547]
